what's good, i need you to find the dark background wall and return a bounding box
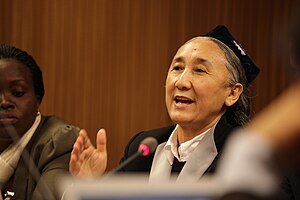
[0,0,295,170]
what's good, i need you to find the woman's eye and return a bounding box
[195,68,206,73]
[172,66,182,71]
[12,91,25,97]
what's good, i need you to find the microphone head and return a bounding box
[138,137,158,156]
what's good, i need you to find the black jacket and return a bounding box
[119,114,237,175]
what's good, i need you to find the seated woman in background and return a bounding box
[0,44,79,200]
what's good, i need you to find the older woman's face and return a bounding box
[0,59,40,138]
[165,38,233,131]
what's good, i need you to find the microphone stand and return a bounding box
[113,149,143,172]
[103,149,144,180]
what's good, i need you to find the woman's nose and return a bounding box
[175,70,192,90]
[0,94,14,110]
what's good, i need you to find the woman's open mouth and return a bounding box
[174,96,194,104]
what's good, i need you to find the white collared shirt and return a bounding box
[164,123,217,164]
[149,122,219,182]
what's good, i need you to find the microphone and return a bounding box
[111,137,158,173]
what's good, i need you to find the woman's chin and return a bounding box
[170,115,193,125]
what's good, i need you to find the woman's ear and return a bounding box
[225,83,243,106]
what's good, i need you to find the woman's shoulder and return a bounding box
[25,116,79,168]
[40,115,80,135]
[30,115,80,147]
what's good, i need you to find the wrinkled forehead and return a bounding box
[173,37,226,64]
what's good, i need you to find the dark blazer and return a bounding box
[3,116,79,200]
[281,170,300,200]
[119,114,237,175]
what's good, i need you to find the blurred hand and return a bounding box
[248,82,300,167]
[69,129,107,178]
